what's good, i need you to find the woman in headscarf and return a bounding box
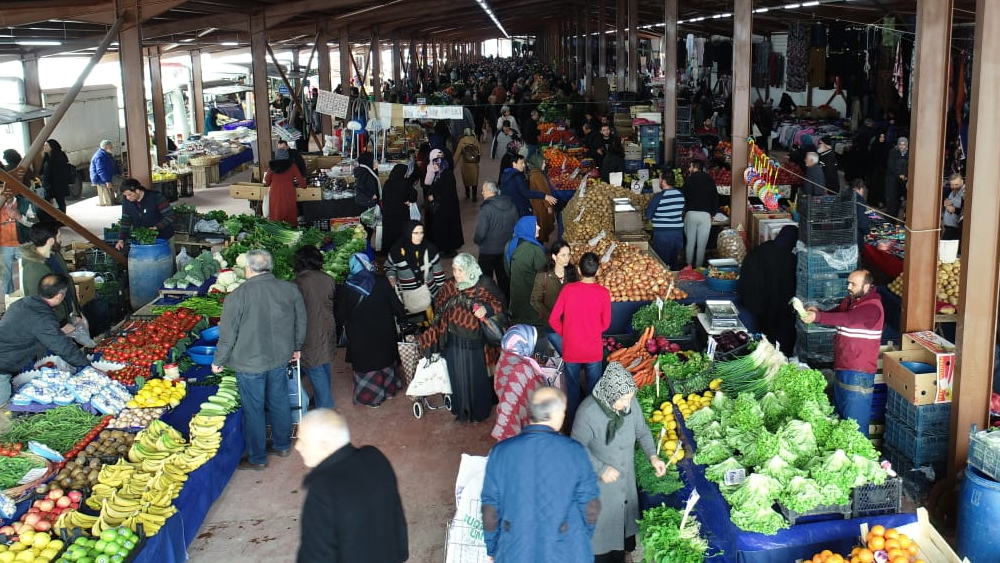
[491,324,547,441]
[418,253,505,423]
[530,240,578,355]
[353,151,381,213]
[571,362,666,563]
[293,245,337,409]
[526,153,555,243]
[385,220,447,314]
[264,148,305,225]
[423,148,464,257]
[380,164,418,252]
[505,216,548,328]
[453,128,482,200]
[336,253,406,408]
[40,139,71,214]
[496,105,520,134]
[737,224,799,357]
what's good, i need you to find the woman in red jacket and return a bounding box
[264,148,305,225]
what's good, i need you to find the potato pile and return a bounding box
[571,242,688,302]
[563,180,652,243]
[887,258,961,311]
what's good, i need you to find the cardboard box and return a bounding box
[795,106,815,118]
[295,187,322,202]
[230,183,268,200]
[250,165,261,182]
[749,212,791,248]
[882,331,956,405]
[73,275,95,305]
[302,156,319,175]
[758,218,797,245]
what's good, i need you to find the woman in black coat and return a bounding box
[423,148,464,257]
[41,139,71,213]
[336,253,406,408]
[380,164,418,253]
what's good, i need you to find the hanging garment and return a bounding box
[786,23,809,93]
[809,47,827,89]
[811,22,829,48]
[893,40,905,98]
[881,17,899,47]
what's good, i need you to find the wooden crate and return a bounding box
[296,188,322,202]
[230,183,268,200]
[192,165,213,189]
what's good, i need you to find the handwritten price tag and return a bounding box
[707,337,718,361]
[680,488,701,530]
[569,167,580,179]
[724,468,747,486]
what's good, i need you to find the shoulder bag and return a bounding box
[398,252,433,315]
[477,286,510,346]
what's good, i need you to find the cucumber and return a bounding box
[208,396,234,406]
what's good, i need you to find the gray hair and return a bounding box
[300,408,351,444]
[100,140,113,149]
[527,387,567,423]
[805,152,820,164]
[481,181,499,196]
[245,249,273,273]
[947,172,964,183]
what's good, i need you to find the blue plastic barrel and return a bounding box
[128,239,173,309]
[957,467,1000,563]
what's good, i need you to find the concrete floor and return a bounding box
[62,142,505,563]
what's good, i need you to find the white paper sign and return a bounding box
[680,488,701,530]
[706,337,718,361]
[637,169,650,183]
[402,104,464,119]
[631,180,643,194]
[578,177,588,191]
[723,468,747,486]
[569,167,580,179]
[609,172,623,187]
[315,90,350,118]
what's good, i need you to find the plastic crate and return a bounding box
[797,272,851,301]
[882,445,945,503]
[778,501,852,526]
[885,388,951,433]
[795,317,835,351]
[796,245,857,276]
[968,426,1000,481]
[851,477,902,518]
[313,219,331,231]
[884,414,950,464]
[173,212,197,234]
[624,159,644,173]
[798,217,857,246]
[799,194,856,221]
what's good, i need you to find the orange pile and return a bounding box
[806,525,924,563]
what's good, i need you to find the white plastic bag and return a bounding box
[445,454,489,563]
[406,354,452,397]
[175,247,192,272]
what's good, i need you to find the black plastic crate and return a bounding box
[796,245,858,277]
[882,445,945,504]
[797,272,851,301]
[851,477,902,518]
[885,388,951,433]
[778,501,852,526]
[799,216,857,246]
[173,212,198,234]
[799,194,856,221]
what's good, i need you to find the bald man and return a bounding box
[295,410,408,563]
[481,387,601,563]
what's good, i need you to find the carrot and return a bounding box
[629,357,654,374]
[607,348,631,361]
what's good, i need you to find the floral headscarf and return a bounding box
[501,324,537,357]
[452,253,482,290]
[345,253,375,298]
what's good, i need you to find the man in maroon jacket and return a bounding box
[802,269,884,437]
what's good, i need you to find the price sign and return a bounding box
[569,167,580,179]
[631,179,643,194]
[723,468,747,486]
[315,90,350,118]
[546,126,555,135]
[680,488,701,530]
[706,337,718,361]
[562,159,567,171]
[578,177,588,192]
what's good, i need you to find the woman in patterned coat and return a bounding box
[491,325,547,441]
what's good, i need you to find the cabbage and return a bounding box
[729,505,789,535]
[757,455,802,485]
[705,457,746,483]
[778,476,829,513]
[776,420,819,463]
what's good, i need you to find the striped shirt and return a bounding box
[645,188,686,231]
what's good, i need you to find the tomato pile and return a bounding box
[0,442,23,457]
[105,365,148,386]
[95,308,203,368]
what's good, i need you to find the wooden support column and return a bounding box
[22,56,43,160]
[598,0,607,77]
[250,12,273,166]
[729,0,752,228]
[627,0,638,91]
[950,0,998,474]
[615,0,625,91]
[902,0,952,334]
[371,30,382,101]
[147,47,168,165]
[318,25,332,135]
[576,13,583,85]
[584,6,592,93]
[422,40,428,72]
[340,30,352,93]
[119,21,151,185]
[190,50,205,138]
[662,0,677,164]
[392,34,401,88]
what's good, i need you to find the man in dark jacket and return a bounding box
[884,136,909,219]
[115,179,175,254]
[0,274,90,404]
[499,154,556,216]
[481,387,600,563]
[89,140,118,206]
[817,136,841,194]
[295,409,407,563]
[474,181,519,296]
[591,125,624,182]
[803,152,827,197]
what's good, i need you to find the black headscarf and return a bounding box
[390,220,431,273]
[357,152,375,169]
[386,163,408,184]
[773,225,799,250]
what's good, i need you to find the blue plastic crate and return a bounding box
[797,273,850,301]
[796,246,857,276]
[882,445,945,503]
[624,159,644,173]
[884,414,950,464]
[884,388,951,433]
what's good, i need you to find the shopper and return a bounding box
[418,253,505,423]
[379,164,418,253]
[491,324,548,441]
[264,148,306,226]
[549,252,612,428]
[295,409,408,563]
[817,136,841,194]
[884,137,909,219]
[526,153,556,243]
[572,362,666,563]
[337,253,406,408]
[942,173,965,241]
[423,148,464,257]
[852,179,871,256]
[0,274,90,406]
[40,139,71,215]
[212,249,307,470]
[292,246,336,410]
[505,216,548,329]
[530,240,578,356]
[454,128,482,200]
[499,153,556,217]
[386,220,447,317]
[89,140,119,207]
[681,160,719,269]
[114,179,176,256]
[494,120,521,160]
[0,193,29,296]
[20,222,78,327]
[496,105,520,134]
[645,171,686,270]
[591,125,624,182]
[866,132,890,209]
[737,225,799,357]
[276,139,307,177]
[802,269,884,437]
[474,181,519,297]
[353,152,381,212]
[803,152,826,197]
[481,386,601,563]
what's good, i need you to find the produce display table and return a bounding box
[300,199,361,222]
[641,416,917,563]
[605,280,741,335]
[218,150,254,178]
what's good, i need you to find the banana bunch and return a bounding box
[128,420,188,463]
[54,508,100,535]
[198,375,240,416]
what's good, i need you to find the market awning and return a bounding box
[0,103,52,125]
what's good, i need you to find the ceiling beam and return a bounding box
[142,12,250,38]
[0,0,111,27]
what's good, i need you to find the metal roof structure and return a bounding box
[0,0,978,63]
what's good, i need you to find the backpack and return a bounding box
[461,143,481,164]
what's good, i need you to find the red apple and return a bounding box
[22,513,40,527]
[36,500,55,512]
[26,507,40,514]
[55,496,72,509]
[67,491,83,503]
[34,520,51,532]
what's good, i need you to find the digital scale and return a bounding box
[704,300,743,331]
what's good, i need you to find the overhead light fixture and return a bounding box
[783,3,802,8]
[473,0,508,38]
[197,27,218,38]
[16,40,62,46]
[221,42,238,46]
[801,1,820,5]
[753,7,770,13]
[181,38,196,43]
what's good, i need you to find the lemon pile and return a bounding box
[0,530,64,563]
[671,379,722,420]
[127,379,186,408]
[647,402,684,463]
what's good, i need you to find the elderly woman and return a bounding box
[423,148,464,257]
[418,253,505,423]
[292,246,336,409]
[454,128,482,201]
[385,220,446,317]
[572,362,667,563]
[505,216,548,329]
[336,253,406,408]
[491,324,547,441]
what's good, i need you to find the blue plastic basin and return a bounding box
[901,361,935,374]
[199,326,220,343]
[187,345,217,365]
